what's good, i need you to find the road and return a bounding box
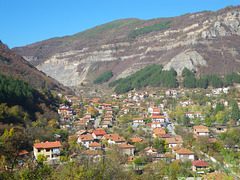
[163,111,176,136]
[94,108,102,129]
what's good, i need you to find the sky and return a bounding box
[1,0,239,48]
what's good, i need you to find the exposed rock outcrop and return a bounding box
[13,6,240,92]
[163,50,207,75]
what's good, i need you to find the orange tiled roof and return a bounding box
[193,125,208,130]
[176,148,194,154]
[130,137,143,143]
[119,143,134,149]
[18,150,29,155]
[153,127,166,135]
[34,141,61,149]
[93,130,106,136]
[152,116,165,119]
[166,137,183,144]
[81,150,102,156]
[172,145,181,151]
[89,142,101,147]
[80,134,94,141]
[203,171,229,180]
[191,160,209,167]
[103,134,120,140]
[144,146,157,152]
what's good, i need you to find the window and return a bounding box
[53,148,59,152]
[38,149,41,153]
[46,155,50,158]
[46,149,50,152]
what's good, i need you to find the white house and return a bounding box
[77,135,94,148]
[176,148,195,161]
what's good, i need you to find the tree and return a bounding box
[182,68,194,77]
[231,101,240,124]
[182,75,196,88]
[153,137,167,153]
[37,154,47,165]
[168,161,180,180]
[133,157,142,170]
[182,114,190,126]
[0,127,29,170]
[216,111,224,125]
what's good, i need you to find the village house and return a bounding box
[130,137,145,144]
[185,112,203,119]
[152,109,161,116]
[215,126,228,133]
[58,108,76,116]
[133,118,144,125]
[89,142,102,150]
[33,141,61,162]
[144,146,157,156]
[100,123,110,128]
[153,127,166,138]
[150,122,162,129]
[122,108,129,114]
[175,148,195,161]
[191,160,210,172]
[166,136,183,148]
[148,107,158,114]
[81,150,103,162]
[193,125,210,136]
[77,134,94,148]
[103,134,126,145]
[127,103,135,108]
[92,129,107,140]
[151,115,165,123]
[119,143,134,156]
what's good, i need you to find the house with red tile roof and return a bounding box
[150,122,162,129]
[203,171,229,180]
[191,160,209,172]
[144,146,157,156]
[166,136,183,148]
[103,134,125,145]
[133,118,144,125]
[151,115,165,123]
[130,137,145,143]
[193,125,210,136]
[92,129,107,139]
[33,141,61,161]
[153,127,166,138]
[175,148,195,161]
[119,143,134,156]
[77,134,94,148]
[81,150,103,161]
[89,142,102,150]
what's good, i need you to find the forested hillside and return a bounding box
[109,64,178,93]
[0,74,62,124]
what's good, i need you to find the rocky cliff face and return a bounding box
[13,6,240,91]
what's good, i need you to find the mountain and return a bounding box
[12,5,240,94]
[0,41,72,94]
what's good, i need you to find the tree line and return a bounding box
[109,64,178,94]
[94,70,113,84]
[182,68,240,89]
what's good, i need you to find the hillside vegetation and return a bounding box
[94,70,113,84]
[182,68,240,89]
[109,64,178,93]
[109,66,240,94]
[128,21,171,38]
[0,74,61,124]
